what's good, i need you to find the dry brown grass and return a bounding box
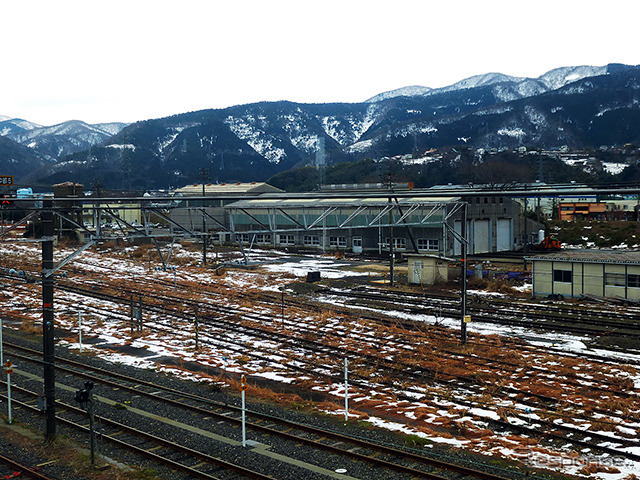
[578,463,621,475]
[18,317,39,334]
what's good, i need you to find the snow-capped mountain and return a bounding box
[1,119,128,160]
[537,65,608,90]
[0,117,42,136]
[93,122,129,136]
[7,63,640,189]
[366,86,433,103]
[366,65,611,103]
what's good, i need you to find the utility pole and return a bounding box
[382,171,395,287]
[460,202,468,345]
[42,198,56,441]
[200,168,208,265]
[389,195,394,287]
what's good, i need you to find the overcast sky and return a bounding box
[1,0,638,126]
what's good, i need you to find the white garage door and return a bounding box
[496,218,512,252]
[473,219,491,254]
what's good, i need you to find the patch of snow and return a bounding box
[497,127,526,138]
[106,144,136,151]
[602,162,628,175]
[345,139,375,153]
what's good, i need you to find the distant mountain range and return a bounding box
[2,63,640,189]
[0,117,127,160]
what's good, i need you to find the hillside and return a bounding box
[3,63,640,189]
[0,135,50,183]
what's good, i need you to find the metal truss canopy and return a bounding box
[226,197,462,234]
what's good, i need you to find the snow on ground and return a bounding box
[262,259,368,279]
[2,241,640,479]
[602,162,628,175]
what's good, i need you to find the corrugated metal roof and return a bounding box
[226,195,461,209]
[526,250,640,265]
[175,182,282,195]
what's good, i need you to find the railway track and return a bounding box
[2,250,640,477]
[7,276,640,467]
[2,341,523,480]
[3,385,274,480]
[0,454,55,480]
[6,270,640,444]
[316,286,640,338]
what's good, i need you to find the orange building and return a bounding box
[558,202,607,221]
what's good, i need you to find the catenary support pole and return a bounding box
[201,169,207,266]
[241,375,247,447]
[460,202,468,345]
[78,311,83,353]
[6,364,12,424]
[42,198,56,440]
[389,196,394,287]
[344,358,349,421]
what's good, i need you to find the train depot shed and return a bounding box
[527,250,640,302]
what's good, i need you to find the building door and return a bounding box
[473,219,491,254]
[413,261,424,284]
[496,218,512,251]
[352,236,363,254]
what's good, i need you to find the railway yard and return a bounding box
[1,239,640,480]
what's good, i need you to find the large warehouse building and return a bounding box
[527,251,640,301]
[169,183,543,256]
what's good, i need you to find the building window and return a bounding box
[278,234,295,245]
[417,239,439,251]
[329,236,347,248]
[303,235,320,246]
[605,273,626,287]
[385,237,407,250]
[255,234,272,244]
[234,233,249,243]
[553,269,572,283]
[628,274,640,288]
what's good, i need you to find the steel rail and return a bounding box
[2,344,517,480]
[0,454,55,480]
[1,386,274,480]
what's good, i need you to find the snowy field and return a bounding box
[2,240,640,479]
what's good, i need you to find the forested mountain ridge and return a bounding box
[4,63,640,189]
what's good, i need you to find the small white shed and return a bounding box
[407,254,455,285]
